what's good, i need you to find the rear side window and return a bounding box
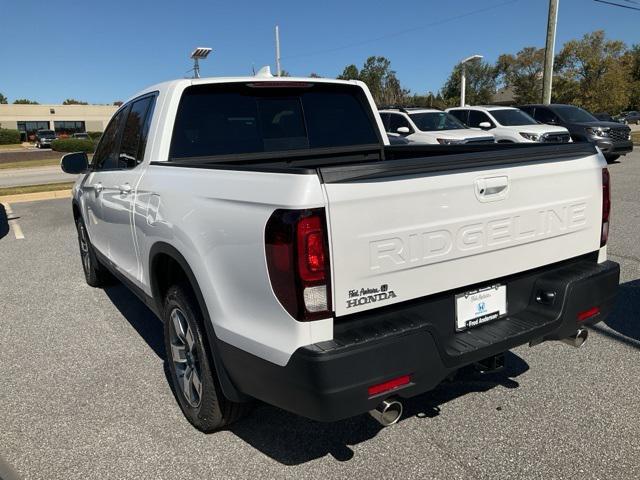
[169,83,379,159]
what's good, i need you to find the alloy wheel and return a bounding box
[169,308,203,408]
[78,223,91,274]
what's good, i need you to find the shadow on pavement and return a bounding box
[230,352,529,465]
[0,204,9,240]
[101,277,531,465]
[592,278,640,346]
[103,283,165,360]
[0,455,20,480]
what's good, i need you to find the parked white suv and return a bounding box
[61,76,619,433]
[379,107,495,144]
[447,106,571,143]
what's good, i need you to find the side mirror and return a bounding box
[397,126,411,135]
[60,152,89,174]
[478,122,492,130]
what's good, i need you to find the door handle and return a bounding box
[475,176,509,201]
[94,182,103,194]
[118,183,132,195]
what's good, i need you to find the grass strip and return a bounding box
[0,182,74,197]
[0,158,61,170]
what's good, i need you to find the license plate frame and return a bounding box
[455,284,507,331]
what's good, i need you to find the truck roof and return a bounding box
[129,76,363,103]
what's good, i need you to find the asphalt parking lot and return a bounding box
[0,152,639,480]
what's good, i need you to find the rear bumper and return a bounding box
[217,257,619,422]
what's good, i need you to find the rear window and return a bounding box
[169,82,379,159]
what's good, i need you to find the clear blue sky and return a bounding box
[1,0,638,104]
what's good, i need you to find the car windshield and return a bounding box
[490,109,537,126]
[554,105,597,123]
[409,112,466,131]
[40,130,55,137]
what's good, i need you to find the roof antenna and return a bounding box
[255,66,273,78]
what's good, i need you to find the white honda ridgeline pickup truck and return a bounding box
[61,76,619,432]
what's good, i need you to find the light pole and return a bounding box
[542,0,559,104]
[460,54,483,107]
[190,47,212,79]
[275,25,282,77]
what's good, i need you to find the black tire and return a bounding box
[605,154,620,164]
[75,216,110,287]
[163,284,250,432]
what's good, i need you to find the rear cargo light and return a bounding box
[601,168,610,247]
[265,208,332,321]
[577,306,600,322]
[368,375,411,397]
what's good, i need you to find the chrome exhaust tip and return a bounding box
[561,328,588,348]
[369,398,403,427]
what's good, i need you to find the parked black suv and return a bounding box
[519,104,633,162]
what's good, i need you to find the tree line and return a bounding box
[336,30,640,114]
[2,30,637,114]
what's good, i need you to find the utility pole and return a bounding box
[275,25,282,77]
[542,0,559,104]
[460,54,483,107]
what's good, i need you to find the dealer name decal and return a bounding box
[346,284,397,308]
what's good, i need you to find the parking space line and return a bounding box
[2,203,25,240]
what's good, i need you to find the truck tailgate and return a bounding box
[321,149,604,316]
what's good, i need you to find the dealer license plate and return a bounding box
[455,284,507,331]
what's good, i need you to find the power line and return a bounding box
[281,0,520,61]
[593,0,640,10]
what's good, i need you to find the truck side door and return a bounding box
[100,94,156,282]
[81,107,128,258]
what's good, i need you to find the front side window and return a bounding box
[92,107,128,170]
[409,112,466,131]
[448,110,469,125]
[169,83,379,159]
[490,109,537,126]
[118,96,155,169]
[468,110,495,128]
[387,113,412,133]
[534,107,560,124]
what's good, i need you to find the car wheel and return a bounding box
[604,154,620,164]
[75,216,110,287]
[164,284,251,432]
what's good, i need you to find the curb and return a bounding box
[0,188,72,204]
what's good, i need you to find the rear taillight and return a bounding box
[601,168,610,247]
[265,208,332,321]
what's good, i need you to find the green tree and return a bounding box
[62,98,88,105]
[279,70,291,77]
[440,60,498,107]
[13,99,39,104]
[624,44,640,110]
[338,57,408,105]
[0,92,7,104]
[309,72,322,78]
[496,47,545,104]
[554,30,630,113]
[337,64,360,81]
